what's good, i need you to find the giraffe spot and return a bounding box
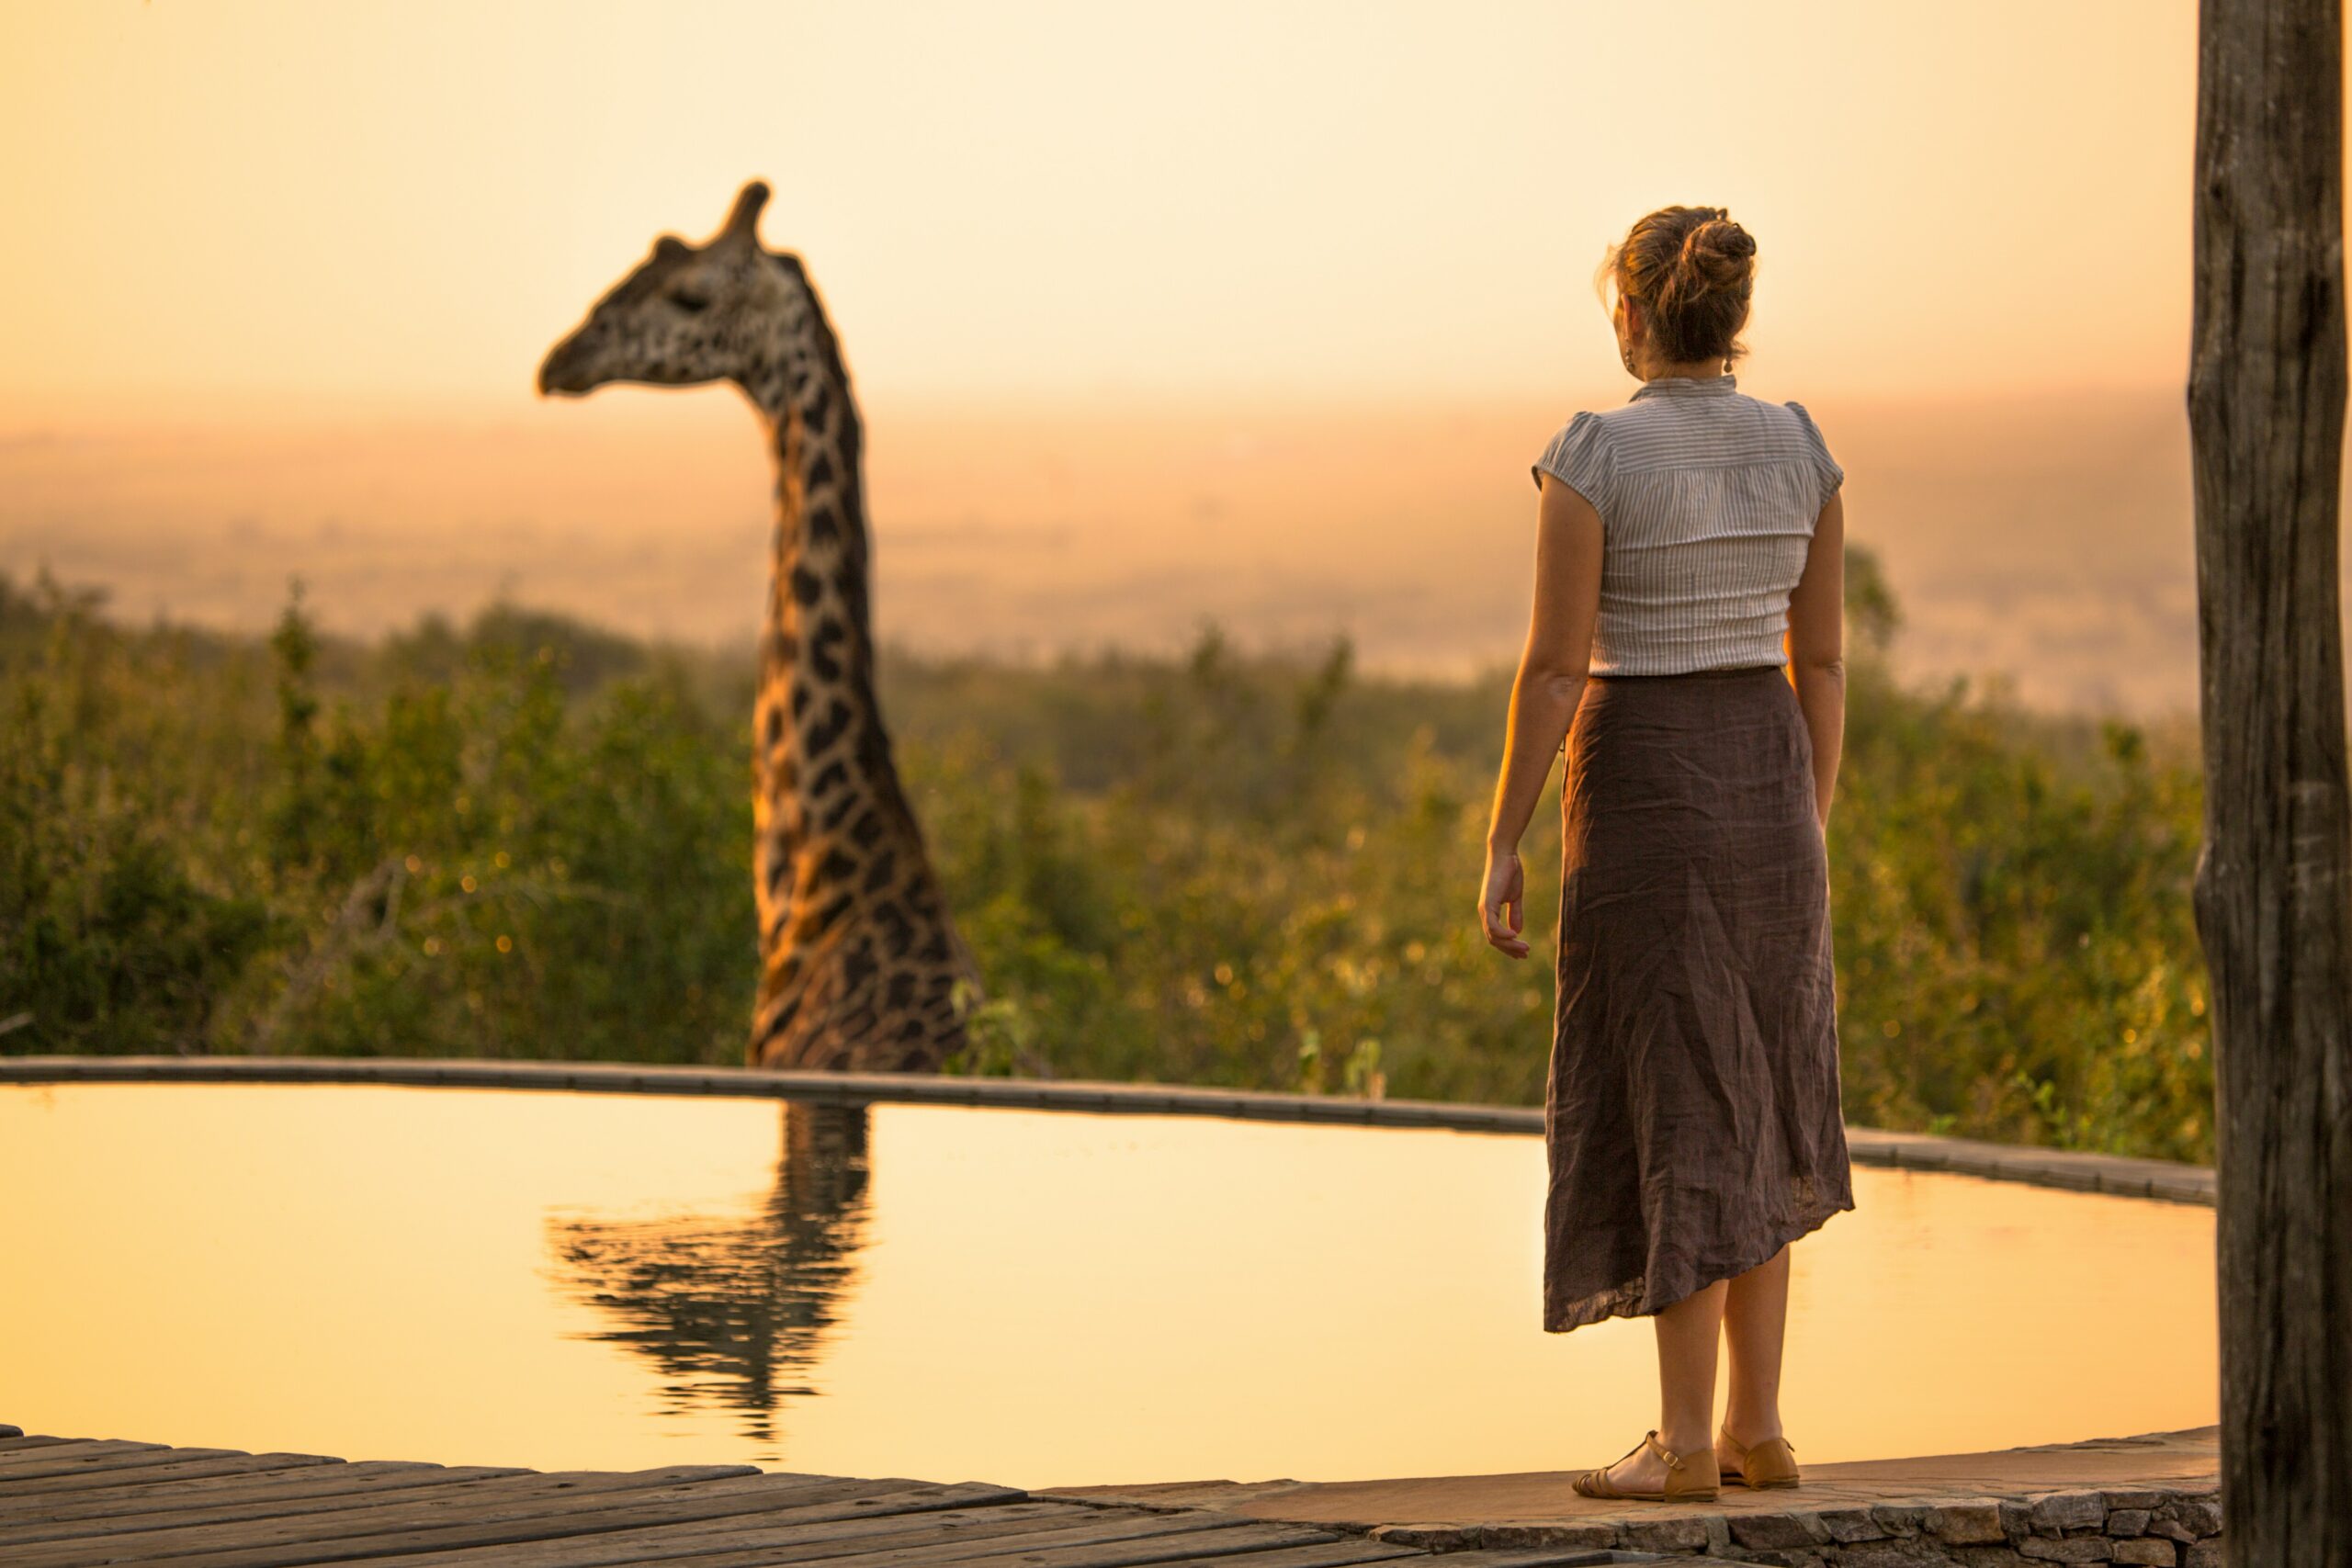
[807,508,838,547]
[808,757,849,798]
[791,562,823,606]
[770,629,797,663]
[802,397,830,437]
[790,682,812,721]
[838,1003,878,1039]
[807,451,835,491]
[775,754,798,791]
[920,933,949,963]
[886,971,916,1010]
[848,806,883,848]
[860,731,901,792]
[807,696,854,754]
[843,944,877,991]
[765,852,791,893]
[809,615,846,682]
[764,706,785,750]
[861,848,898,895]
[872,900,913,950]
[816,844,857,886]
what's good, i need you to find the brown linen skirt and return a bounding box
[1543,661,1856,1333]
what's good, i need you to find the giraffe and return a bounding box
[537,179,983,1073]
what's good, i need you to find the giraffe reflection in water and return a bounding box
[541,1099,873,1447]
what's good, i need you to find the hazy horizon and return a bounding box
[2,378,2279,725]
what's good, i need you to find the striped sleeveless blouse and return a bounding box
[1530,373,1844,676]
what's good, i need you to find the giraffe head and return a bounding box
[538,180,797,398]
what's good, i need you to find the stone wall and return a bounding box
[1374,1487,2226,1565]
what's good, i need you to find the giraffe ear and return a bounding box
[654,235,691,259]
[723,180,770,242]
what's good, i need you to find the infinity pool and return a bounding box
[0,1081,2214,1488]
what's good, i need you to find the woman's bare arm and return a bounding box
[1481,472,1605,958]
[1785,488,1846,829]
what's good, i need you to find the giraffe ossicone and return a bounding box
[538,178,986,1073]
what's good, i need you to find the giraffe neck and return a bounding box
[741,267,877,735]
[738,266,934,994]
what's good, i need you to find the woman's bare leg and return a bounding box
[1589,1279,1725,1493]
[1720,1240,1792,1452]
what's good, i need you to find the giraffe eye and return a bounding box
[669,288,712,314]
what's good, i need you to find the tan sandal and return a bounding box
[1570,1428,1720,1502]
[1717,1425,1800,1488]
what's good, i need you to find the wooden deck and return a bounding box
[0,1427,1675,1568]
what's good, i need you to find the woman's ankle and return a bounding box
[1657,1425,1715,1461]
[1719,1411,1785,1446]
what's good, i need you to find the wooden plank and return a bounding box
[1434,1551,1637,1568]
[0,1465,536,1548]
[370,1498,1134,1568]
[719,1504,1298,1568]
[0,1457,514,1523]
[0,1451,335,1495]
[0,1461,763,1532]
[0,1438,94,1457]
[0,1460,507,1523]
[903,1521,1342,1568]
[1137,1542,1432,1568]
[388,1499,1247,1568]
[139,1477,1023,1568]
[0,1441,181,1472]
[0,1465,779,1566]
[21,1473,1014,1568]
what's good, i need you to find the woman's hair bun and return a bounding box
[1600,203,1759,368]
[1700,218,1757,261]
[1683,215,1758,266]
[1679,213,1757,288]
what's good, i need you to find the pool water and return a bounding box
[0,1082,2215,1488]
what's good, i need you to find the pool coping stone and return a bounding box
[0,1055,2213,1207]
[1033,1427,2224,1562]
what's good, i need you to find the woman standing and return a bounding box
[1479,205,1855,1506]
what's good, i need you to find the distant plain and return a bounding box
[5,382,2331,727]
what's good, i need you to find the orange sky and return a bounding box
[2,0,2205,417]
[6,1,2339,723]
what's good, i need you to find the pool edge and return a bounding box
[0,1054,2215,1207]
[1033,1424,2224,1561]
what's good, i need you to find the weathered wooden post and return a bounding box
[2189,0,2352,1554]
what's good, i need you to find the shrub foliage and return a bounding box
[0,552,2212,1164]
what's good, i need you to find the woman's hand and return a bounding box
[1480,846,1531,959]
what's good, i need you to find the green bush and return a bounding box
[0,558,2216,1164]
